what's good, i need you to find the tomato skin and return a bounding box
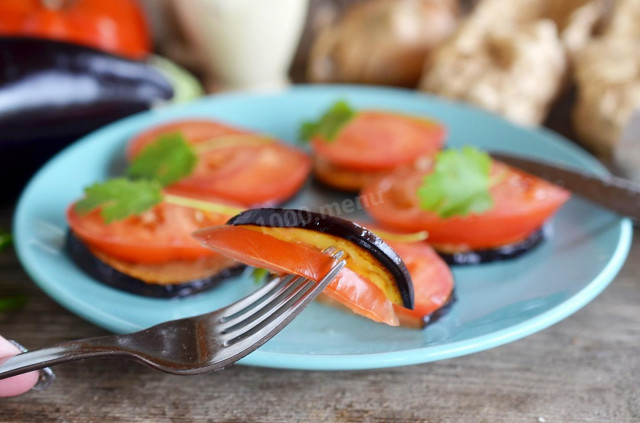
[387,241,454,328]
[322,268,398,326]
[128,120,313,207]
[362,162,571,250]
[193,226,336,282]
[67,200,230,264]
[312,112,445,171]
[0,0,150,59]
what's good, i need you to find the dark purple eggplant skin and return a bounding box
[66,232,244,299]
[227,208,414,309]
[422,291,455,327]
[438,228,546,265]
[0,37,173,201]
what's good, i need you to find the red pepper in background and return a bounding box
[0,0,150,59]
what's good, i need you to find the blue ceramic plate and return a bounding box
[14,86,632,370]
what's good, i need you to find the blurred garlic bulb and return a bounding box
[572,0,640,156]
[605,0,640,39]
[420,18,567,126]
[308,0,460,87]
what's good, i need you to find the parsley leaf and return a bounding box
[128,133,198,186]
[0,295,27,312]
[251,268,270,285]
[75,178,164,223]
[299,100,356,142]
[417,146,493,218]
[0,230,12,251]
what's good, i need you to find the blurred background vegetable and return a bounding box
[0,0,151,58]
[0,295,27,312]
[308,0,460,87]
[0,230,11,251]
[0,0,203,202]
[0,37,174,200]
[0,229,24,313]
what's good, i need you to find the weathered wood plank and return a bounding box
[0,205,638,423]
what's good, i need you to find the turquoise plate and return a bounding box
[14,86,632,370]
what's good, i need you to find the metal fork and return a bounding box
[0,249,345,379]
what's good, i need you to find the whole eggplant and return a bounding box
[0,37,174,199]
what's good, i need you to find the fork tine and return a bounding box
[222,278,318,346]
[217,273,298,321]
[222,256,346,349]
[217,247,346,324]
[218,275,308,331]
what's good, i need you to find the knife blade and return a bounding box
[491,152,640,221]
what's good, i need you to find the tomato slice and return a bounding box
[387,240,454,328]
[312,112,445,171]
[362,162,571,250]
[126,120,248,158]
[0,0,150,59]
[128,120,312,207]
[314,156,396,191]
[193,225,400,326]
[67,199,231,264]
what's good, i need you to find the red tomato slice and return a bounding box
[0,0,150,59]
[362,162,570,250]
[67,200,230,264]
[312,112,445,171]
[193,225,399,326]
[126,120,248,158]
[387,240,454,328]
[128,120,312,207]
[313,156,396,191]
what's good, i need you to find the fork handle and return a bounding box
[0,335,124,380]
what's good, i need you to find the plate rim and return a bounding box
[13,85,633,370]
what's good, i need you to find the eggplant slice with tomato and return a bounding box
[127,120,312,207]
[66,232,244,298]
[302,102,446,192]
[362,163,570,264]
[66,196,244,298]
[194,208,414,326]
[438,227,547,265]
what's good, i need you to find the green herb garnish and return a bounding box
[417,146,493,218]
[299,100,356,142]
[251,268,269,285]
[75,178,244,223]
[128,133,198,186]
[0,230,12,251]
[0,295,27,311]
[75,178,164,223]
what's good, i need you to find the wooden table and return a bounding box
[0,203,638,423]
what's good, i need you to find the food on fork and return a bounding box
[194,208,414,326]
[299,101,445,191]
[317,223,455,329]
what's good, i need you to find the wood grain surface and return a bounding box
[0,203,638,422]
